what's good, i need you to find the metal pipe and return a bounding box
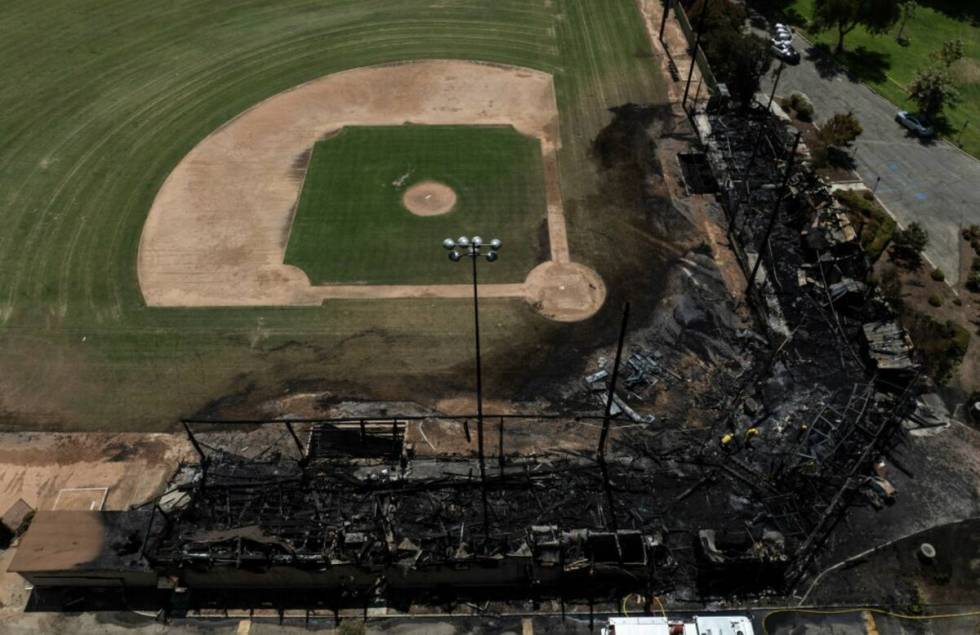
[682,0,711,110]
[747,131,803,292]
[498,417,505,477]
[284,421,305,460]
[598,302,630,459]
[658,0,673,42]
[182,421,207,464]
[470,249,490,544]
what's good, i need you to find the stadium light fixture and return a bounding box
[441,235,501,544]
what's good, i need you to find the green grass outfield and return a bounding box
[788,0,980,157]
[285,125,546,286]
[0,0,667,430]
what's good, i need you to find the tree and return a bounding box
[706,29,772,108]
[907,67,958,119]
[895,0,916,43]
[819,112,863,147]
[931,38,964,68]
[812,0,901,53]
[891,221,929,266]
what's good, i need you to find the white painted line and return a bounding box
[52,486,109,511]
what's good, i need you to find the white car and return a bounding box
[895,111,935,137]
[772,29,793,42]
[770,42,801,64]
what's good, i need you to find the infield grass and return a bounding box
[0,0,667,430]
[285,125,546,286]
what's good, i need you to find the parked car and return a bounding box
[895,111,935,137]
[770,42,801,64]
[774,22,793,32]
[772,29,793,42]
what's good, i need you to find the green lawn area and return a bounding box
[0,0,668,430]
[788,0,980,157]
[285,126,545,286]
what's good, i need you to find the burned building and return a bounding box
[10,96,931,618]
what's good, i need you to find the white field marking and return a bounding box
[52,486,109,511]
[139,60,574,307]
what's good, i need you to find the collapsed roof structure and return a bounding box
[11,98,935,617]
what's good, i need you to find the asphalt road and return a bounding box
[760,35,980,284]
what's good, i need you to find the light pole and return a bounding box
[442,235,501,544]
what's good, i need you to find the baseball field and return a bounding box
[0,0,669,429]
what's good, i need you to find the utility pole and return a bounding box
[597,302,630,460]
[658,0,673,42]
[443,236,502,545]
[744,62,786,179]
[765,61,785,113]
[747,131,802,292]
[682,0,711,111]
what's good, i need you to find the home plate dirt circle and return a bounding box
[402,180,457,216]
[525,261,606,322]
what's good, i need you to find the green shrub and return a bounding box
[880,266,904,312]
[339,622,366,635]
[904,312,971,384]
[931,268,945,281]
[928,293,943,307]
[835,190,896,262]
[891,222,929,267]
[788,92,814,121]
[968,270,980,292]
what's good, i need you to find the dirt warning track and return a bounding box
[138,60,602,320]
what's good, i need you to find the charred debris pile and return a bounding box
[134,106,928,609]
[20,103,941,615]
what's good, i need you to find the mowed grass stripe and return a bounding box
[8,11,561,316]
[0,0,667,429]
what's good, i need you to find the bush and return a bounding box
[339,622,366,635]
[835,190,896,262]
[819,112,863,148]
[928,293,943,307]
[891,222,929,267]
[968,270,980,292]
[931,268,945,281]
[788,92,815,121]
[880,266,904,312]
[904,312,971,384]
[966,225,980,256]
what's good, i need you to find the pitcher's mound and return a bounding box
[402,181,457,216]
[525,261,606,322]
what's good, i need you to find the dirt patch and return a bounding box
[525,261,607,322]
[139,60,571,307]
[0,433,190,514]
[402,180,457,216]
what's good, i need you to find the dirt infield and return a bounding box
[139,60,600,320]
[525,262,607,322]
[402,181,457,216]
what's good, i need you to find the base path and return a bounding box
[138,59,600,320]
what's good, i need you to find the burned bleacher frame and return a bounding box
[12,100,933,618]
